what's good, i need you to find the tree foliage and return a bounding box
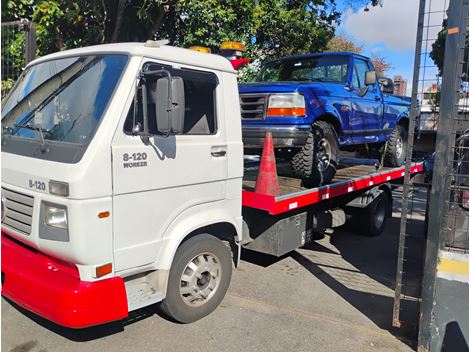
[370,54,393,77]
[325,34,392,77]
[430,18,469,79]
[2,0,340,60]
[326,33,363,53]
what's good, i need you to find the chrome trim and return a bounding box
[242,125,310,148]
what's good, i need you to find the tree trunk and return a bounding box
[110,0,127,43]
[146,2,174,40]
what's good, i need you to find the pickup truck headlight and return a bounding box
[266,93,306,117]
[44,204,68,230]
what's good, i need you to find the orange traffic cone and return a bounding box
[255,132,280,196]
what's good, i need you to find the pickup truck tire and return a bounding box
[291,121,339,188]
[383,124,407,166]
[160,234,232,323]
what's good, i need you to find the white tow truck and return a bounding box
[1,41,423,328]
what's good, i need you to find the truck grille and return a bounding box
[1,188,34,235]
[240,93,268,120]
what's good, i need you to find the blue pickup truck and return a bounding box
[239,52,411,187]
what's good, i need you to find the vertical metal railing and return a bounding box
[417,0,469,350]
[392,0,427,330]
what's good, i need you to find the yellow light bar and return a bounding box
[189,46,211,53]
[220,41,246,52]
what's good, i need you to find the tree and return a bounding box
[325,34,392,77]
[2,0,340,59]
[430,18,469,78]
[370,54,393,77]
[326,33,363,53]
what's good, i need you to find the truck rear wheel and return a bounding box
[383,124,407,166]
[291,121,339,188]
[160,234,232,323]
[358,191,391,237]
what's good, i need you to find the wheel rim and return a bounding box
[179,252,222,307]
[374,198,386,230]
[317,138,332,172]
[396,135,403,159]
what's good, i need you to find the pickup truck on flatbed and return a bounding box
[239,52,411,187]
[1,42,422,329]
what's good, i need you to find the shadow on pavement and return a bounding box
[3,297,167,342]
[241,211,426,350]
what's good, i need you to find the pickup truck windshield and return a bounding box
[256,55,349,83]
[2,54,128,145]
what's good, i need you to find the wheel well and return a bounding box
[315,114,342,136]
[180,222,239,266]
[397,116,409,127]
[378,184,393,216]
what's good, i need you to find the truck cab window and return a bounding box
[353,59,373,89]
[124,65,218,135]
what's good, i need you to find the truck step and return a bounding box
[125,278,165,312]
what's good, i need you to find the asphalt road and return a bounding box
[2,188,427,352]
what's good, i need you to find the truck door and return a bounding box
[350,58,383,144]
[110,60,227,272]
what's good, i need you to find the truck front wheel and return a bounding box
[291,121,339,188]
[160,234,232,323]
[383,124,407,166]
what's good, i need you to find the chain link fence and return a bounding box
[1,19,36,100]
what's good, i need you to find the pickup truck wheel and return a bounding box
[160,234,232,323]
[291,121,339,188]
[384,124,407,166]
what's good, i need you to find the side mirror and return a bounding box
[156,76,185,135]
[378,77,395,94]
[365,70,376,86]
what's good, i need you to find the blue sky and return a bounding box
[335,0,446,95]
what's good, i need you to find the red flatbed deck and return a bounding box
[242,162,424,215]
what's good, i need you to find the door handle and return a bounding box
[211,146,227,157]
[375,96,381,101]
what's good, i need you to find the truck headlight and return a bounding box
[44,204,68,230]
[266,93,306,117]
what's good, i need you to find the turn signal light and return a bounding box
[98,211,110,219]
[95,263,112,278]
[267,107,306,116]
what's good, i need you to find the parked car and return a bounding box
[239,52,411,187]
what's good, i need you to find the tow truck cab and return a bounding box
[1,41,244,327]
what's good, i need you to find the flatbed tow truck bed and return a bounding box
[242,162,424,215]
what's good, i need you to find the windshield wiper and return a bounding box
[16,123,49,153]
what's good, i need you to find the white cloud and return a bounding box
[343,0,420,50]
[370,46,383,54]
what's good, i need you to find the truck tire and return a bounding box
[383,124,407,166]
[160,234,232,323]
[291,121,339,188]
[358,191,390,237]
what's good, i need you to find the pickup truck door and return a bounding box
[110,60,228,272]
[350,58,384,144]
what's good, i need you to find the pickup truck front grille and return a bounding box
[240,93,268,120]
[1,187,34,235]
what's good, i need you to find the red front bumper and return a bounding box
[1,233,129,328]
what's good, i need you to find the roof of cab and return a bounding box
[26,42,236,73]
[267,51,371,63]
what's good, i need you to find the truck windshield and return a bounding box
[2,54,128,145]
[256,55,349,83]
